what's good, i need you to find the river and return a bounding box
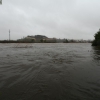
[0,43,100,100]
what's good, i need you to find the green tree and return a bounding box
[92,29,100,46]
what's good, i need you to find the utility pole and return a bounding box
[9,29,10,41]
[0,0,2,5]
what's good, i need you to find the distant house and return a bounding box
[17,35,48,43]
[24,36,35,42]
[56,39,64,43]
[17,36,35,42]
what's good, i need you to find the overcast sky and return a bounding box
[0,0,100,40]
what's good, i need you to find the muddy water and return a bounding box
[0,43,100,100]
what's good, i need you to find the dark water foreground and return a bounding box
[0,43,100,100]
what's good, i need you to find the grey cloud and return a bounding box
[0,0,100,40]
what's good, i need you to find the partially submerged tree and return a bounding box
[92,29,100,46]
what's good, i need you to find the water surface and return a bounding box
[0,43,100,100]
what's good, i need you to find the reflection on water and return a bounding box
[92,46,100,61]
[0,43,100,100]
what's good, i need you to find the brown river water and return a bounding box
[0,43,100,100]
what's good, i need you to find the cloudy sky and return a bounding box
[0,0,100,40]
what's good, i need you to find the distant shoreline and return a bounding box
[0,42,91,44]
[0,40,92,43]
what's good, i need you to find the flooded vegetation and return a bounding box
[0,43,100,100]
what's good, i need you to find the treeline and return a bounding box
[0,40,58,43]
[92,29,100,46]
[0,39,92,43]
[0,40,34,43]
